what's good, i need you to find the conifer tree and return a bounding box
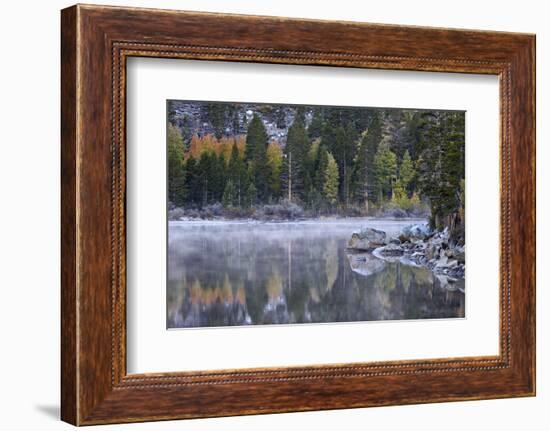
[328,124,358,206]
[167,124,187,206]
[351,111,382,207]
[380,110,409,158]
[211,153,226,202]
[197,152,215,206]
[228,142,248,207]
[323,153,339,206]
[314,146,330,209]
[184,156,199,204]
[308,109,324,139]
[363,113,382,202]
[416,111,465,236]
[207,103,226,139]
[244,114,270,201]
[266,142,283,200]
[398,149,415,194]
[373,143,398,201]
[282,115,310,202]
[304,139,322,209]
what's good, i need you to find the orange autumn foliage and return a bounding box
[185,134,246,163]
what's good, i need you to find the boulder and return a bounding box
[346,224,466,281]
[400,223,432,242]
[348,228,387,251]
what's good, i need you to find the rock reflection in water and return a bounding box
[167,219,465,328]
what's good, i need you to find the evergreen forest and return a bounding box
[167,101,465,239]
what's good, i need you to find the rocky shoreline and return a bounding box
[347,223,465,280]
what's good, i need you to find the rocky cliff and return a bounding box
[168,100,314,144]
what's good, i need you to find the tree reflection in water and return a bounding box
[167,220,465,328]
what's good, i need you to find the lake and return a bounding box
[167,218,465,328]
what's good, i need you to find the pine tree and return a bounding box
[392,182,407,202]
[364,113,382,202]
[228,142,248,207]
[327,124,358,206]
[373,143,398,201]
[314,146,330,209]
[323,153,339,206]
[184,156,199,204]
[207,103,226,139]
[440,112,465,239]
[308,109,324,139]
[244,114,270,201]
[167,124,187,206]
[379,110,413,159]
[304,139,322,209]
[404,111,422,161]
[416,111,465,236]
[211,153,226,202]
[398,150,415,194]
[344,123,359,206]
[348,113,383,208]
[266,142,283,200]
[197,152,213,206]
[282,115,310,202]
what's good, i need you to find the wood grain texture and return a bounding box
[60,4,536,425]
[60,5,78,425]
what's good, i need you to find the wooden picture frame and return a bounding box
[61,4,535,425]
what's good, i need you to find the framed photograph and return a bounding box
[61,4,535,425]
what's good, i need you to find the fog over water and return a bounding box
[167,218,465,328]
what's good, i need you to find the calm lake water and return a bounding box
[167,218,465,328]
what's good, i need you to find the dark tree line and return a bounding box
[168,103,465,236]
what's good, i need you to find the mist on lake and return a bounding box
[167,218,465,329]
